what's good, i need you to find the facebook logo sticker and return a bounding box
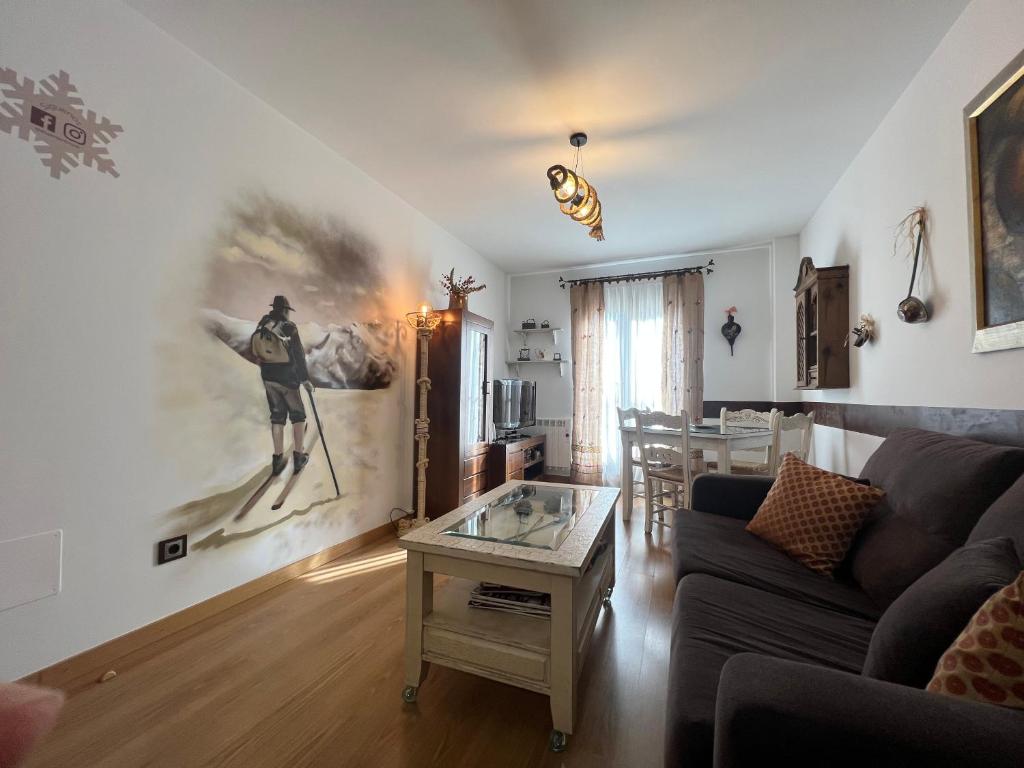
[30,106,56,133]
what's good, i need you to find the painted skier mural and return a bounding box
[254,295,313,478]
[157,192,406,550]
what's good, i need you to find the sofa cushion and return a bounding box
[850,428,1024,608]
[927,570,1024,709]
[746,454,884,576]
[666,574,875,768]
[863,537,1020,689]
[969,473,1024,560]
[673,509,881,619]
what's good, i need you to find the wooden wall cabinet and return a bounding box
[794,257,849,389]
[422,309,493,518]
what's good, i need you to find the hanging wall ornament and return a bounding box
[721,306,741,356]
[895,206,930,323]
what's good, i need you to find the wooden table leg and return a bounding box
[403,550,432,700]
[620,429,633,521]
[716,443,732,475]
[549,575,577,744]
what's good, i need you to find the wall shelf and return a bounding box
[506,359,566,377]
[516,327,562,345]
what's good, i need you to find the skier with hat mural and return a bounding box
[251,295,313,476]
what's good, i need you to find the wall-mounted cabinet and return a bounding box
[794,257,849,389]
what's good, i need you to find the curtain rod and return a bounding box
[558,259,714,289]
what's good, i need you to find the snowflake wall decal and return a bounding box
[0,67,123,180]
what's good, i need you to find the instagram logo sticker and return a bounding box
[63,122,87,146]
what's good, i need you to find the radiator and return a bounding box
[535,417,571,476]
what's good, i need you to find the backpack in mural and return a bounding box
[250,319,291,364]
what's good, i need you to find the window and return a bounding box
[600,279,664,485]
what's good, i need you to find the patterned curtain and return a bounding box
[570,282,605,484]
[662,272,705,423]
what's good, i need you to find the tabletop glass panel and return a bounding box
[442,484,600,551]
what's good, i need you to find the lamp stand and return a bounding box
[399,325,434,535]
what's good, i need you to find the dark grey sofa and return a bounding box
[666,428,1024,768]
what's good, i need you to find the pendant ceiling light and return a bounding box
[546,132,605,241]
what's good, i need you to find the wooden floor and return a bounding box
[27,504,675,768]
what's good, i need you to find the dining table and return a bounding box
[618,420,774,521]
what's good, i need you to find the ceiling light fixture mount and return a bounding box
[546,132,605,241]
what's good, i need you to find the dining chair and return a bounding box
[705,407,778,475]
[768,411,815,474]
[636,409,692,534]
[617,406,648,507]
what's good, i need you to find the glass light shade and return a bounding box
[560,176,591,216]
[579,199,602,227]
[570,186,599,222]
[405,306,441,330]
[547,165,579,204]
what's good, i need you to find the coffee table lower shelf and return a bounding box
[402,535,615,752]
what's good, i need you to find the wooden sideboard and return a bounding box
[488,434,546,489]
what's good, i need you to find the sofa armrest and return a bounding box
[715,653,1024,768]
[690,474,774,521]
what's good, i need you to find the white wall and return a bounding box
[799,0,1024,474]
[770,235,801,401]
[507,245,780,419]
[0,0,506,679]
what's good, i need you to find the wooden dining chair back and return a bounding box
[719,407,777,433]
[636,410,692,534]
[769,411,815,474]
[617,406,647,503]
[707,407,779,475]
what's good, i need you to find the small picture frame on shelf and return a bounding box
[518,347,531,361]
[552,352,562,361]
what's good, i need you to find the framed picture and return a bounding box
[965,49,1024,353]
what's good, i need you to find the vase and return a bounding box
[448,293,468,310]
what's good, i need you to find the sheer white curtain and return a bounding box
[600,279,664,486]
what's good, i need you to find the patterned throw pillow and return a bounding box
[746,453,885,576]
[927,570,1024,709]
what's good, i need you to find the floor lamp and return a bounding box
[400,305,442,535]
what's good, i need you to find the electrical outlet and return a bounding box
[156,534,187,565]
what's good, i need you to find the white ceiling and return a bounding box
[130,0,968,273]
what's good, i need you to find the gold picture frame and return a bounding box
[965,49,1024,353]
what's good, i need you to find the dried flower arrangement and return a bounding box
[440,268,486,310]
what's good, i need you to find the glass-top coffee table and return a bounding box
[399,480,620,753]
[441,483,602,551]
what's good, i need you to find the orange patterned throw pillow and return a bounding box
[927,570,1024,709]
[746,453,885,576]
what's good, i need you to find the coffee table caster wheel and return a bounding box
[602,586,613,606]
[549,730,568,752]
[402,686,418,703]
